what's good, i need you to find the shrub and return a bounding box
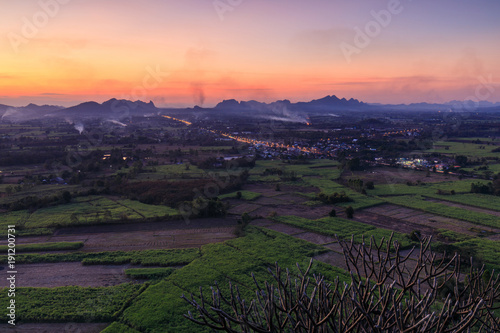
[345,206,354,219]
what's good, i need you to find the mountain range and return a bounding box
[214,95,367,113]
[1,96,499,122]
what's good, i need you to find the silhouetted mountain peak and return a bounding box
[214,95,366,112]
[215,99,241,109]
[58,99,158,120]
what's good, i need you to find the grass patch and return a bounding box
[367,179,488,197]
[219,190,261,201]
[303,200,324,207]
[454,238,500,271]
[0,248,201,266]
[0,241,83,253]
[125,267,176,279]
[0,196,180,233]
[0,184,79,207]
[425,141,500,158]
[425,193,500,212]
[436,229,473,243]
[249,160,341,183]
[135,164,207,181]
[0,283,144,323]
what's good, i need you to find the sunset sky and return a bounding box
[1,0,499,107]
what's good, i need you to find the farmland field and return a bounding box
[361,204,498,237]
[273,215,414,247]
[382,195,500,229]
[0,196,180,235]
[425,193,500,211]
[366,179,489,196]
[425,141,500,158]
[2,117,500,332]
[0,283,144,323]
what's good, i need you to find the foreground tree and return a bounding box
[182,235,500,332]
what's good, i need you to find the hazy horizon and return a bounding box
[3,94,500,110]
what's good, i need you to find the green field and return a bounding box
[303,177,385,210]
[0,248,201,266]
[0,196,180,232]
[452,238,500,271]
[135,164,208,181]
[219,190,262,201]
[425,141,500,158]
[367,179,488,197]
[125,267,176,279]
[273,215,414,248]
[0,283,144,323]
[249,159,341,182]
[460,163,500,174]
[0,184,80,206]
[433,231,500,272]
[425,193,500,211]
[0,241,83,253]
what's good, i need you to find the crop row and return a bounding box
[0,195,180,235]
[273,215,414,248]
[0,283,144,323]
[0,248,201,266]
[0,241,83,253]
[125,267,176,279]
[367,179,488,197]
[424,193,500,212]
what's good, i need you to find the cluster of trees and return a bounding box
[341,157,364,171]
[316,192,352,204]
[347,178,372,192]
[436,189,456,195]
[181,197,227,218]
[262,168,283,176]
[471,179,500,195]
[455,155,468,166]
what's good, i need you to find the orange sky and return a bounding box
[1,0,499,107]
